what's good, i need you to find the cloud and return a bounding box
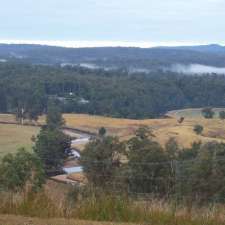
[170,64,225,75]
[0,39,213,48]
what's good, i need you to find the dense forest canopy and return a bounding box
[1,62,225,119]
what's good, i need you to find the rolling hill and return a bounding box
[1,44,225,71]
[1,108,225,157]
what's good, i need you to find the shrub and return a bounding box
[193,125,204,135]
[0,148,45,192]
[202,108,215,119]
[219,111,225,120]
[98,127,106,137]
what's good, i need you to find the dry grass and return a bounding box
[63,113,225,148]
[167,107,225,119]
[67,172,87,183]
[0,114,16,123]
[0,124,39,157]
[0,114,44,125]
[0,180,225,225]
[1,111,225,150]
[1,188,225,225]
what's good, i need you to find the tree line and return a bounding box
[81,127,225,204]
[2,62,225,120]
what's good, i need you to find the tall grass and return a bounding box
[0,191,62,218]
[1,190,225,225]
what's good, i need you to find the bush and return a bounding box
[0,148,45,192]
[98,127,106,137]
[219,111,225,120]
[193,125,204,135]
[202,108,215,119]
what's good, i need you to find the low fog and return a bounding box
[170,64,225,75]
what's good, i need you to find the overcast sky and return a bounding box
[0,0,225,47]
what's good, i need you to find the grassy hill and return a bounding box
[63,113,225,148]
[1,109,225,156]
[1,44,225,68]
[167,107,225,119]
[0,124,39,158]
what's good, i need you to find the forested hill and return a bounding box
[1,44,225,70]
[1,62,225,119]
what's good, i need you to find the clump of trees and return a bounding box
[0,101,72,193]
[194,124,204,135]
[202,108,215,119]
[98,127,107,137]
[34,101,71,173]
[0,101,71,192]
[0,148,45,192]
[81,126,225,204]
[219,111,225,120]
[80,133,125,187]
[127,127,170,195]
[11,84,47,124]
[0,100,73,208]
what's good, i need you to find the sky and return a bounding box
[0,0,225,47]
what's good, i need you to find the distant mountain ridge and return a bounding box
[0,43,225,70]
[159,44,225,54]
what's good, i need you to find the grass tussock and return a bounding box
[1,190,225,225]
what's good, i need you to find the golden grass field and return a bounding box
[1,108,225,156]
[167,107,225,119]
[63,112,225,148]
[0,123,39,157]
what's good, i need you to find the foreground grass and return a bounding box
[1,214,223,225]
[0,124,39,157]
[1,190,225,225]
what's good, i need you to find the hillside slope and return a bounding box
[1,110,225,152]
[1,44,225,69]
